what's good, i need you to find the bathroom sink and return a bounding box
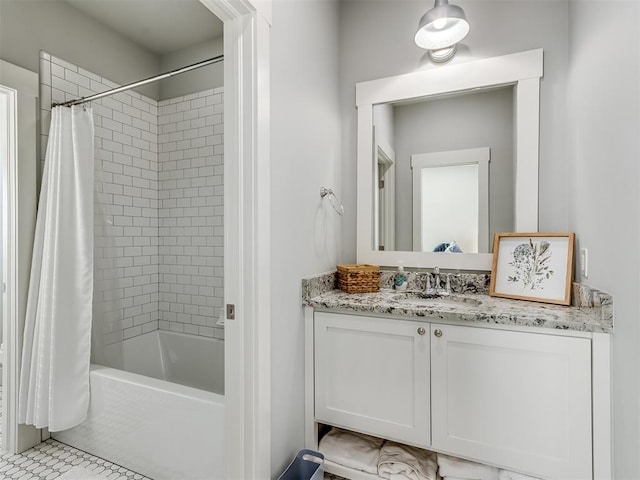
[391,292,483,308]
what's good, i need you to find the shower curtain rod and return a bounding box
[52,54,224,108]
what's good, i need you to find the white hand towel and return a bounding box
[378,441,438,480]
[498,469,543,480]
[437,454,499,480]
[319,427,384,474]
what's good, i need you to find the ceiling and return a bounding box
[62,0,223,55]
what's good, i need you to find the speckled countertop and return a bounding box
[302,271,613,334]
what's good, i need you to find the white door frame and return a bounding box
[411,147,490,253]
[374,129,395,251]
[1,83,18,454]
[0,60,40,454]
[198,1,271,478]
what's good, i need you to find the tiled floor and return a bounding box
[0,387,150,480]
[1,382,332,480]
[0,439,153,479]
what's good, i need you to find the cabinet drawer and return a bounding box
[314,312,430,447]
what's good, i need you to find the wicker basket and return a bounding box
[337,264,380,293]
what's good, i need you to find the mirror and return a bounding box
[356,49,543,270]
[374,87,514,254]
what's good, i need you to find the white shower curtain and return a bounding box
[19,105,94,432]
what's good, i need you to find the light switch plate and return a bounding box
[580,248,588,278]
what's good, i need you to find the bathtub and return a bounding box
[53,330,225,480]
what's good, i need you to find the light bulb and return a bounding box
[432,17,447,30]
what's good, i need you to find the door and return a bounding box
[431,323,592,479]
[314,312,430,448]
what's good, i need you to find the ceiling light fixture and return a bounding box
[415,0,470,62]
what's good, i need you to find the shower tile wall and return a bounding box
[157,92,225,338]
[39,52,224,345]
[39,52,160,345]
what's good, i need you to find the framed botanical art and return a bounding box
[490,233,575,305]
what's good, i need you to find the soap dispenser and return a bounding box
[394,262,408,291]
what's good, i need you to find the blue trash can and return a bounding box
[278,449,324,480]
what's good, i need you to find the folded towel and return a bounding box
[498,469,543,480]
[318,427,384,474]
[437,454,499,480]
[378,441,438,480]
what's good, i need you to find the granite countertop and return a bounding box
[302,271,613,334]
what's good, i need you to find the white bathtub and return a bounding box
[122,330,224,395]
[53,330,225,480]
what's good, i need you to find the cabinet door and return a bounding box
[431,323,592,480]
[314,312,430,448]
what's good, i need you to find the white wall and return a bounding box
[0,0,160,100]
[339,0,570,261]
[567,2,640,478]
[157,89,225,339]
[270,0,341,475]
[392,88,514,251]
[373,103,394,150]
[158,38,224,101]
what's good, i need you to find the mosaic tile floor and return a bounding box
[0,438,152,479]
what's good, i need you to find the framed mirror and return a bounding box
[356,49,543,270]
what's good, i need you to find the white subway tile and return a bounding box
[112,110,133,126]
[50,62,65,79]
[102,97,123,112]
[191,97,206,109]
[113,92,132,106]
[184,109,198,121]
[131,96,150,112]
[102,117,123,133]
[124,326,143,340]
[140,110,156,125]
[65,69,91,89]
[132,117,150,132]
[43,66,223,340]
[52,76,79,96]
[176,101,191,112]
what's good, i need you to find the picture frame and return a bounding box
[490,232,575,305]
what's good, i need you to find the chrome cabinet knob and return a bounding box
[434,329,443,337]
[417,327,426,335]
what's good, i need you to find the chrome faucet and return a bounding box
[423,267,451,296]
[423,267,441,295]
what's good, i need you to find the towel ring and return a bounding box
[320,187,344,216]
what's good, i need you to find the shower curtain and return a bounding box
[18,105,94,432]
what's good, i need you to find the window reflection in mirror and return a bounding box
[412,148,489,254]
[419,163,479,252]
[372,86,515,254]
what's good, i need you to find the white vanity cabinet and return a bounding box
[306,310,609,480]
[314,312,431,448]
[430,323,592,480]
